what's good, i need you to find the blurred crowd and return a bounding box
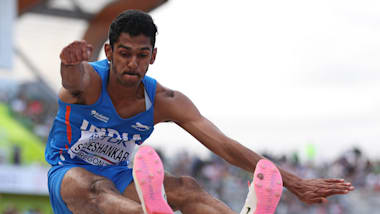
[0,79,57,141]
[0,79,57,165]
[158,147,380,214]
[2,207,42,214]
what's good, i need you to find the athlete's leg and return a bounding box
[162,160,282,214]
[163,173,236,214]
[61,167,144,214]
[124,173,235,214]
[131,145,235,214]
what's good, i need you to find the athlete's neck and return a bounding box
[107,77,145,101]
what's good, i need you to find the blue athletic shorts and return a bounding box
[47,164,134,214]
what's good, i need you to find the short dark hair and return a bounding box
[108,10,158,49]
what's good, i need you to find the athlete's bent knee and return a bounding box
[61,168,119,213]
[180,176,202,192]
[90,177,119,195]
[168,176,204,208]
[90,177,122,204]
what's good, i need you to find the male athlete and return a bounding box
[45,10,354,214]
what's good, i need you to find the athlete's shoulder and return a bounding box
[153,81,178,123]
[155,81,175,100]
[153,81,200,124]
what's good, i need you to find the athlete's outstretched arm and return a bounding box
[154,83,354,204]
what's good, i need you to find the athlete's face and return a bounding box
[105,33,157,87]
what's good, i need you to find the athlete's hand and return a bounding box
[60,40,93,65]
[291,178,354,204]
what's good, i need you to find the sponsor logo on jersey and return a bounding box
[131,122,150,131]
[91,110,109,123]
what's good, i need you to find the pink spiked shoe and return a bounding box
[240,159,283,214]
[133,146,174,214]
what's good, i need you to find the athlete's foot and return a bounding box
[240,159,283,214]
[133,146,173,214]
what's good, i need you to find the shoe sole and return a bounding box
[133,146,174,214]
[253,159,283,214]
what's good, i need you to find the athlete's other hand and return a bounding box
[60,40,93,65]
[292,178,354,204]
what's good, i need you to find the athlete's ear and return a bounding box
[150,48,157,64]
[104,43,113,62]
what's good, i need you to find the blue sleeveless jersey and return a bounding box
[45,59,156,167]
